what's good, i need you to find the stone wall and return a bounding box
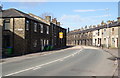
[14,18,26,55]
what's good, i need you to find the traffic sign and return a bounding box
[59,32,63,39]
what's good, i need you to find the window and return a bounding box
[26,20,29,30]
[104,29,106,31]
[112,38,115,44]
[112,28,114,31]
[98,30,100,36]
[47,26,49,34]
[34,23,37,32]
[41,39,43,46]
[104,38,106,41]
[98,38,99,44]
[41,39,44,50]
[34,40,37,47]
[44,40,46,46]
[4,19,10,30]
[47,40,49,45]
[40,24,43,33]
[112,28,114,35]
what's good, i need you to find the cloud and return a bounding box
[94,14,111,17]
[2,0,47,2]
[58,14,84,29]
[58,14,112,30]
[73,9,108,12]
[74,9,96,12]
[59,15,83,22]
[58,14,101,29]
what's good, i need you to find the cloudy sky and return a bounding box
[2,2,119,30]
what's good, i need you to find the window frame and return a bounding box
[26,20,29,31]
[34,22,37,32]
[40,24,43,33]
[46,26,49,34]
[34,40,37,47]
[4,19,10,30]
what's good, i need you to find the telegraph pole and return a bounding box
[105,8,110,49]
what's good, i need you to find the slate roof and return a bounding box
[2,8,67,30]
[2,8,44,23]
[68,22,120,35]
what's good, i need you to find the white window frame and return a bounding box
[4,19,10,30]
[47,40,49,45]
[44,39,46,46]
[34,40,37,47]
[112,38,115,44]
[40,24,43,33]
[34,23,37,32]
[26,20,29,31]
[41,39,44,50]
[47,26,49,34]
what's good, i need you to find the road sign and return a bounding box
[59,32,63,39]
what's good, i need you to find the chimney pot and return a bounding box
[45,16,51,22]
[57,22,60,26]
[52,18,57,24]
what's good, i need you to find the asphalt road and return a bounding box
[2,46,117,76]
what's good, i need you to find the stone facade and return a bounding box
[2,8,66,56]
[67,18,120,49]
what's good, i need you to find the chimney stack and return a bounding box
[107,20,112,24]
[93,25,96,28]
[68,28,70,33]
[117,17,120,23]
[0,4,3,11]
[52,18,57,24]
[45,16,51,22]
[57,22,60,26]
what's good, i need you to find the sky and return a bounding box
[1,2,119,30]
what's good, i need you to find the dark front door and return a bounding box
[100,38,101,46]
[117,38,118,47]
[3,35,10,48]
[2,35,11,56]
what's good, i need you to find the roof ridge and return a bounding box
[29,13,50,25]
[12,8,26,17]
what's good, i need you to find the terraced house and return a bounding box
[1,8,66,56]
[67,17,120,48]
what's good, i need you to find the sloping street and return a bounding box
[2,46,117,76]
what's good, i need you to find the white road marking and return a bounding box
[33,67,41,70]
[4,49,83,76]
[1,47,73,64]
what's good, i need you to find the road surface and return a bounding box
[1,46,117,76]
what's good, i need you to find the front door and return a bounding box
[3,35,10,48]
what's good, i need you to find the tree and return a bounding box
[40,12,54,19]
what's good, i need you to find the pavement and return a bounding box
[1,46,117,77]
[99,47,119,78]
[102,48,118,57]
[0,46,74,63]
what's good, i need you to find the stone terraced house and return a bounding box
[1,8,66,56]
[67,18,120,48]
